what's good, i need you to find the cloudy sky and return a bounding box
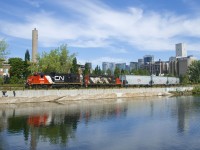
[0,0,200,68]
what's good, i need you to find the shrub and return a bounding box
[192,86,200,95]
[9,76,24,84]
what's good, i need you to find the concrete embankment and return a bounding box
[0,87,193,104]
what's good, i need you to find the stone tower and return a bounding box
[32,28,38,62]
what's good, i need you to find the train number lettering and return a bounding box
[54,76,65,81]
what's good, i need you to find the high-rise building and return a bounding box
[102,62,115,74]
[85,62,92,69]
[129,62,138,71]
[32,28,38,63]
[85,62,92,73]
[138,59,144,69]
[116,63,126,71]
[143,55,154,64]
[125,65,130,71]
[176,43,187,58]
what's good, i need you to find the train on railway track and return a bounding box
[25,73,179,88]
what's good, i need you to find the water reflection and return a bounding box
[0,97,200,150]
[177,97,188,133]
[176,96,200,134]
[0,100,128,150]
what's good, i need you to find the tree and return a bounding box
[9,58,24,78]
[97,66,102,75]
[93,65,102,75]
[121,69,129,75]
[23,50,31,78]
[114,67,120,77]
[106,69,112,75]
[23,60,31,78]
[83,63,90,75]
[0,39,9,67]
[188,60,200,83]
[93,66,98,75]
[70,57,78,74]
[3,75,9,84]
[29,45,75,74]
[8,57,25,84]
[24,49,30,61]
[180,74,190,85]
[59,46,74,73]
[131,69,149,75]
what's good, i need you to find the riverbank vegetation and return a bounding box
[192,86,200,95]
[170,85,200,96]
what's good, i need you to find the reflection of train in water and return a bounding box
[26,101,128,127]
[28,114,51,127]
[26,73,179,88]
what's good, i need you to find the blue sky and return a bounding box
[0,0,200,68]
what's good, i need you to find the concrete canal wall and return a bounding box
[0,86,193,104]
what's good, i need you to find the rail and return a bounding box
[0,83,197,91]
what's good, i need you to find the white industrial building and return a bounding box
[169,43,197,76]
[176,43,187,58]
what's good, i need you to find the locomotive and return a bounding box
[26,73,179,88]
[26,73,82,88]
[26,73,121,88]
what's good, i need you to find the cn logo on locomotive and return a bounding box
[53,76,65,81]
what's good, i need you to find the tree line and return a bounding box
[1,39,200,84]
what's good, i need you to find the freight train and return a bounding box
[25,73,179,88]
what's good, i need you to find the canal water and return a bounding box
[0,96,200,150]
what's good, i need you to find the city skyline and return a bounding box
[0,0,200,67]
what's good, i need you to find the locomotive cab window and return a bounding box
[40,74,44,78]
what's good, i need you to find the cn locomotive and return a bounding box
[26,73,179,88]
[26,73,122,88]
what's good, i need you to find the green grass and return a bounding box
[0,84,25,90]
[192,86,200,95]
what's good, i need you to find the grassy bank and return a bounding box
[0,84,25,91]
[191,86,200,95]
[170,90,193,96]
[170,85,200,96]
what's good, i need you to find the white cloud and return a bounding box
[23,0,41,8]
[68,39,111,48]
[0,0,200,53]
[107,47,128,54]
